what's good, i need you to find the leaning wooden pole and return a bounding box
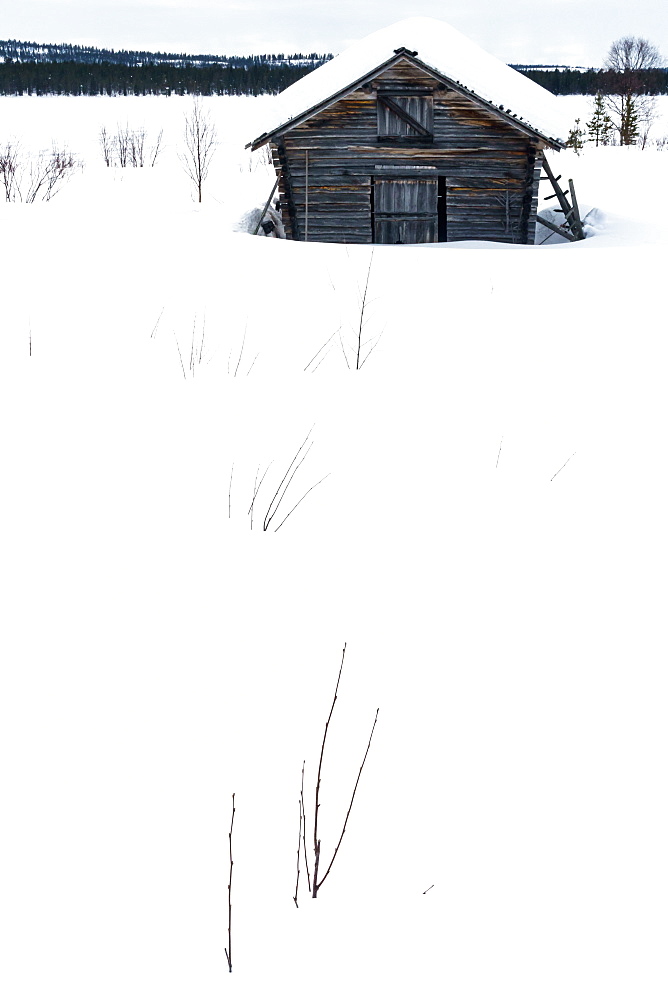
[252,173,281,236]
[568,179,584,239]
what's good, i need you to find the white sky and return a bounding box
[0,0,665,66]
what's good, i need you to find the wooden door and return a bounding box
[373,176,438,244]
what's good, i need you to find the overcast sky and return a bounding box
[0,0,665,66]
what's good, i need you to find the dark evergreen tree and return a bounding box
[586,93,614,145]
[565,118,586,153]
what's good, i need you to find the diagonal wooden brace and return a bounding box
[378,95,432,136]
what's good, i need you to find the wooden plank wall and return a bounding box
[274,59,547,244]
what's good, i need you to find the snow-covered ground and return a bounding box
[1,93,667,1000]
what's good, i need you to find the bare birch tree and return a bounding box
[604,36,662,145]
[181,97,217,202]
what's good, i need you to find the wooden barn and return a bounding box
[248,18,568,245]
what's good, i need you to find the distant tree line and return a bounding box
[515,66,668,96]
[1,36,666,97]
[0,39,331,94]
[0,38,330,67]
[0,59,330,95]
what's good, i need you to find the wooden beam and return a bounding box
[536,214,578,242]
[253,174,281,235]
[568,178,585,240]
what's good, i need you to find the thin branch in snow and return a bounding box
[358,332,383,368]
[550,452,576,482]
[234,327,247,377]
[228,464,234,519]
[246,352,259,375]
[496,437,503,469]
[248,461,272,529]
[172,330,187,380]
[423,884,435,895]
[339,327,351,369]
[272,473,331,532]
[199,316,206,364]
[312,644,347,897]
[309,343,336,372]
[356,250,374,371]
[293,797,303,908]
[300,760,311,894]
[189,317,197,374]
[314,706,379,895]
[150,306,165,340]
[304,328,340,372]
[264,440,314,530]
[262,428,314,531]
[224,793,235,974]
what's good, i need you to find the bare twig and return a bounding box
[189,317,196,374]
[550,452,576,482]
[496,437,503,469]
[172,330,187,380]
[199,317,206,364]
[423,884,435,895]
[246,352,260,375]
[309,343,337,372]
[293,797,302,908]
[300,761,312,893]
[338,327,351,369]
[356,251,374,370]
[234,328,247,377]
[272,473,331,532]
[315,706,379,894]
[304,328,340,372]
[313,645,346,897]
[224,793,235,974]
[262,428,314,531]
[248,461,272,529]
[150,128,164,167]
[228,464,234,519]
[150,306,165,339]
[357,331,383,369]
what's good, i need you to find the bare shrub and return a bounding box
[0,141,22,201]
[100,124,163,167]
[115,124,130,167]
[25,147,79,202]
[1,141,80,202]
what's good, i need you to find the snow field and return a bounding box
[0,93,667,1000]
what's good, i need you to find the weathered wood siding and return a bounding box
[274,58,546,244]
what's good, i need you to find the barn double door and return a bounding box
[373,173,439,244]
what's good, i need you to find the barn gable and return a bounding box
[249,19,569,245]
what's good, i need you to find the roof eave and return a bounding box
[246,51,410,150]
[247,51,566,152]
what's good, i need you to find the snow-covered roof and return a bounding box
[250,17,570,148]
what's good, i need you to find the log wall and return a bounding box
[272,59,547,244]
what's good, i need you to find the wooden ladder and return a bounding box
[537,156,585,242]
